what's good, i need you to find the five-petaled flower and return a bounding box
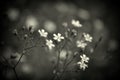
[83,33,93,42]
[80,54,89,63]
[77,61,88,70]
[76,40,87,49]
[53,33,64,42]
[38,29,48,37]
[46,39,55,50]
[71,19,82,27]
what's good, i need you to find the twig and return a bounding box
[59,56,76,80]
[13,68,19,80]
[1,55,9,65]
[94,36,102,50]
[14,53,24,68]
[52,40,67,80]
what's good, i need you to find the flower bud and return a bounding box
[53,69,56,74]
[24,34,28,39]
[13,29,18,36]
[73,52,78,57]
[71,29,77,37]
[22,26,26,30]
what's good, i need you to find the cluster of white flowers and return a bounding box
[76,40,87,49]
[76,33,92,70]
[71,19,82,27]
[38,19,92,71]
[77,54,89,70]
[76,33,93,49]
[38,29,64,50]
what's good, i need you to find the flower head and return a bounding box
[77,61,88,70]
[83,33,93,42]
[46,39,55,50]
[71,19,82,27]
[76,40,87,49]
[38,29,48,37]
[80,54,89,63]
[53,33,64,42]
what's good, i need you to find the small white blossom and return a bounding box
[53,33,64,42]
[38,29,48,37]
[76,40,87,49]
[71,19,82,27]
[46,39,55,50]
[80,54,89,63]
[77,61,88,70]
[83,33,93,42]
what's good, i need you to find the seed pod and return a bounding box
[13,29,18,36]
[28,26,32,31]
[22,26,26,30]
[71,29,77,37]
[24,34,28,39]
[73,52,78,57]
[65,32,68,38]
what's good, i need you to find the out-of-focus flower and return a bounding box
[46,39,55,50]
[76,40,87,49]
[71,19,82,27]
[38,29,48,37]
[25,16,38,32]
[62,22,68,27]
[93,19,104,31]
[80,54,89,63]
[77,61,88,70]
[71,29,77,37]
[53,33,64,42]
[7,8,19,21]
[78,9,90,20]
[83,33,93,42]
[44,20,56,33]
[21,64,32,74]
[60,50,67,59]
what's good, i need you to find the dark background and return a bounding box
[0,0,119,43]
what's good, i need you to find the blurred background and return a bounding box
[0,0,120,80]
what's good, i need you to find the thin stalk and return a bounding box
[13,68,19,80]
[59,56,76,80]
[52,40,67,80]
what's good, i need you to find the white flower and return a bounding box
[38,29,48,37]
[76,40,87,49]
[46,39,55,50]
[83,33,93,42]
[80,54,89,63]
[77,61,88,70]
[53,33,64,42]
[71,19,82,27]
